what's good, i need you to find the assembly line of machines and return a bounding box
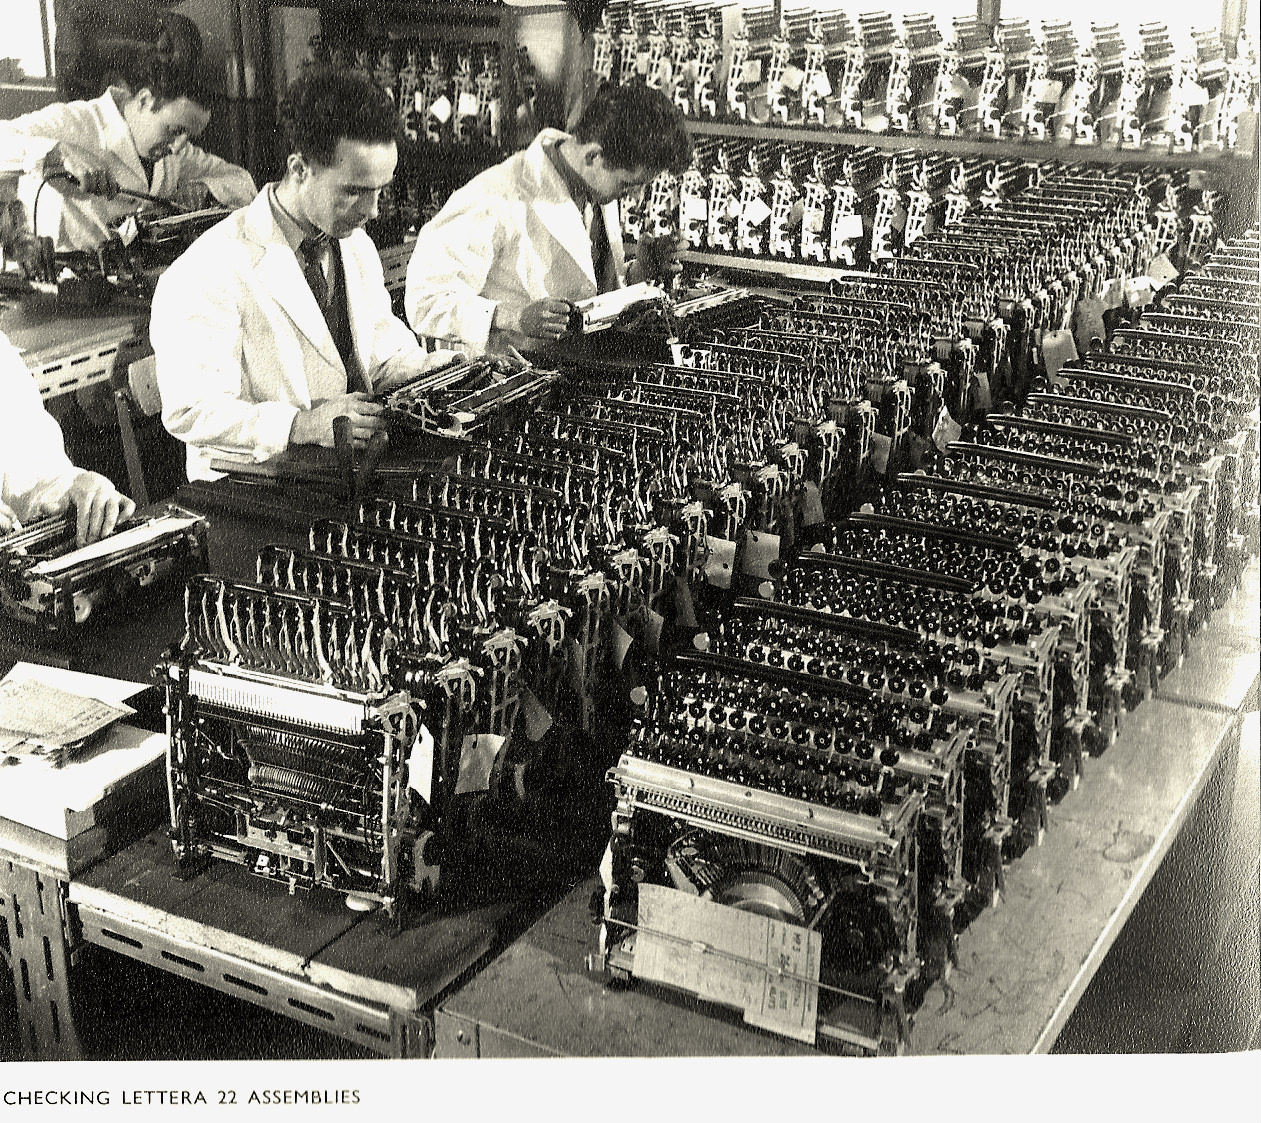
[3,12,1258,1052]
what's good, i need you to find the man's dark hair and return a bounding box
[571,82,693,175]
[279,69,398,167]
[112,49,215,110]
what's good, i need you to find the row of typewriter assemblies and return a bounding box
[626,132,1229,288]
[546,302,946,1052]
[166,350,753,910]
[568,281,1029,1050]
[590,222,1257,1050]
[590,3,1257,151]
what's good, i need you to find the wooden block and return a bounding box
[308,899,519,1012]
[71,829,362,979]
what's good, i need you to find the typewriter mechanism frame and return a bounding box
[0,505,209,632]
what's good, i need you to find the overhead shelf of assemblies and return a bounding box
[685,119,1257,169]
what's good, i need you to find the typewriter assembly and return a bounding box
[380,355,561,439]
[0,507,209,631]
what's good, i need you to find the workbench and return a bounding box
[433,566,1259,1057]
[1,293,150,400]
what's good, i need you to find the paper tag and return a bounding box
[682,196,708,221]
[1041,329,1078,378]
[633,884,820,1046]
[742,530,780,579]
[517,685,553,741]
[414,91,426,114]
[429,95,452,123]
[609,619,634,671]
[869,431,891,473]
[835,213,864,240]
[799,481,825,526]
[932,407,962,452]
[743,196,772,227]
[744,918,823,1044]
[780,65,806,92]
[642,608,665,655]
[1073,297,1107,354]
[456,91,479,117]
[1147,253,1178,286]
[1184,81,1210,108]
[742,58,763,83]
[803,209,823,233]
[670,342,688,366]
[598,841,615,893]
[407,723,435,804]
[454,732,504,796]
[808,70,832,99]
[704,536,737,588]
[1035,79,1062,104]
[1124,277,1154,309]
[1101,277,1125,309]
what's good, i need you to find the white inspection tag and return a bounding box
[429,95,452,123]
[633,884,821,1045]
[932,407,962,452]
[743,196,772,227]
[704,536,737,588]
[869,431,892,473]
[742,530,780,579]
[453,732,504,796]
[407,723,435,804]
[1041,329,1078,378]
[835,213,864,240]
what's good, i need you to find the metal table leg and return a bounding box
[0,856,83,1059]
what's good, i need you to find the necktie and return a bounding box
[299,236,365,393]
[299,236,330,311]
[586,203,615,294]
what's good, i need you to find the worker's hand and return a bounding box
[291,393,386,449]
[0,198,38,268]
[45,149,120,200]
[55,472,136,546]
[0,497,21,535]
[627,233,687,287]
[498,299,573,341]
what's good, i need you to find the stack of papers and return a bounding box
[0,674,135,767]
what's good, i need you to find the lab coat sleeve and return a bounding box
[174,143,258,207]
[0,340,80,523]
[404,191,501,354]
[354,233,466,393]
[152,256,299,464]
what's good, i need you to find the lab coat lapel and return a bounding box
[242,194,342,370]
[525,136,596,290]
[95,91,150,192]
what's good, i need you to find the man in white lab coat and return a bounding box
[404,82,693,357]
[0,54,256,254]
[151,69,464,482]
[0,331,135,545]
